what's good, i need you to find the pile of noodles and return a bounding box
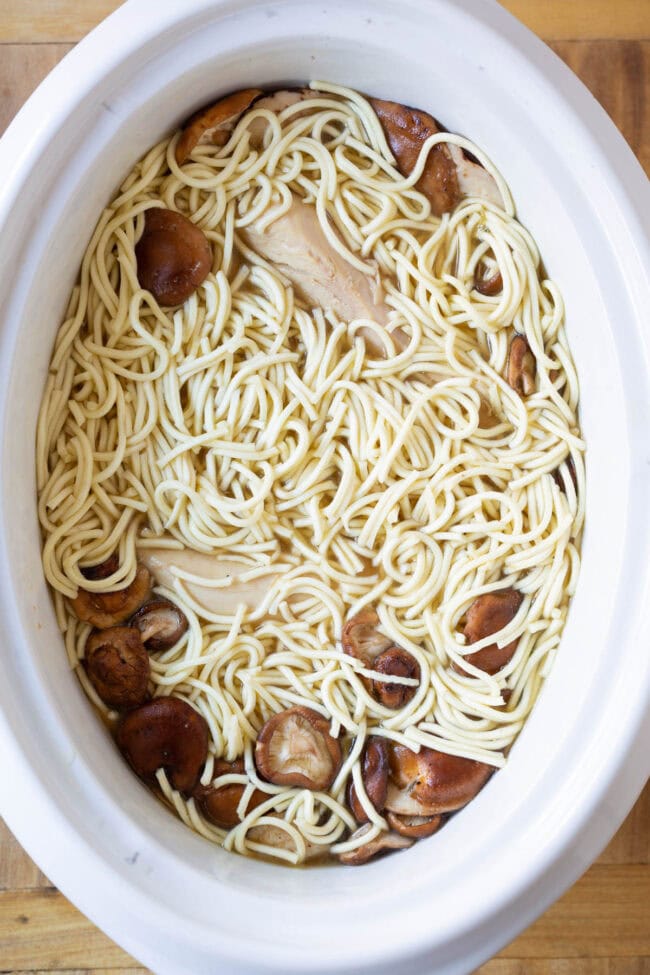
[36,82,584,863]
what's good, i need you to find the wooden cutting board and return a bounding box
[0,2,648,973]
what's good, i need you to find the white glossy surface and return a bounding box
[0,1,648,973]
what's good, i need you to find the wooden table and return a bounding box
[1,1,649,972]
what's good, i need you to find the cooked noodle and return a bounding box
[37,82,584,864]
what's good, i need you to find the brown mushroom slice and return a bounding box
[246,823,323,860]
[130,598,188,652]
[459,588,524,675]
[80,553,120,581]
[552,455,578,495]
[386,811,443,839]
[342,610,419,708]
[194,759,267,829]
[255,706,342,791]
[341,606,393,665]
[85,626,150,711]
[447,142,503,208]
[385,743,493,815]
[137,545,281,616]
[507,334,536,397]
[116,696,208,794]
[338,824,413,865]
[240,194,409,358]
[371,98,502,216]
[135,208,212,307]
[478,396,501,429]
[348,737,389,823]
[371,98,459,215]
[473,265,503,297]
[71,563,151,629]
[175,88,263,164]
[371,646,420,709]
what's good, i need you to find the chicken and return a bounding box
[240,194,408,357]
[137,546,279,615]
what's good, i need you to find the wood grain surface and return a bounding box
[0,1,648,973]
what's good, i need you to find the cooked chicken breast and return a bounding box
[240,194,408,356]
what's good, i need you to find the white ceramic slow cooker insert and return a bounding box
[0,1,649,973]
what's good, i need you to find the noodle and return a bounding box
[36,83,584,864]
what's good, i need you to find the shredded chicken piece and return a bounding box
[137,546,280,615]
[240,194,409,357]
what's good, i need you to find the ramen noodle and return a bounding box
[36,82,584,865]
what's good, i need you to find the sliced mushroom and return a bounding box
[80,553,119,581]
[385,743,493,815]
[193,759,267,829]
[71,562,151,629]
[371,646,420,709]
[240,194,409,358]
[458,588,524,675]
[449,142,503,209]
[338,824,413,865]
[386,811,443,839]
[135,208,212,307]
[175,88,263,164]
[130,598,188,652]
[341,607,393,665]
[478,396,501,429]
[552,455,578,495]
[116,696,208,793]
[85,626,150,711]
[342,610,419,708]
[348,737,389,823]
[507,334,536,397]
[246,823,324,860]
[473,264,503,297]
[254,706,342,791]
[371,99,458,215]
[371,98,502,215]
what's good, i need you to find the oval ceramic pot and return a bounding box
[0,1,648,973]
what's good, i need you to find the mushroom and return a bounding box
[552,455,578,495]
[85,626,150,711]
[473,264,503,297]
[385,811,443,839]
[240,194,409,358]
[347,737,389,823]
[337,824,413,865]
[342,609,420,708]
[254,706,342,791]
[176,87,320,163]
[246,823,324,861]
[507,334,536,397]
[80,553,119,581]
[135,208,212,307]
[370,98,503,216]
[116,696,209,793]
[71,562,151,629]
[341,607,393,665]
[457,588,524,675]
[371,646,420,709]
[193,758,267,829]
[175,87,263,164]
[130,598,188,652]
[385,743,493,816]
